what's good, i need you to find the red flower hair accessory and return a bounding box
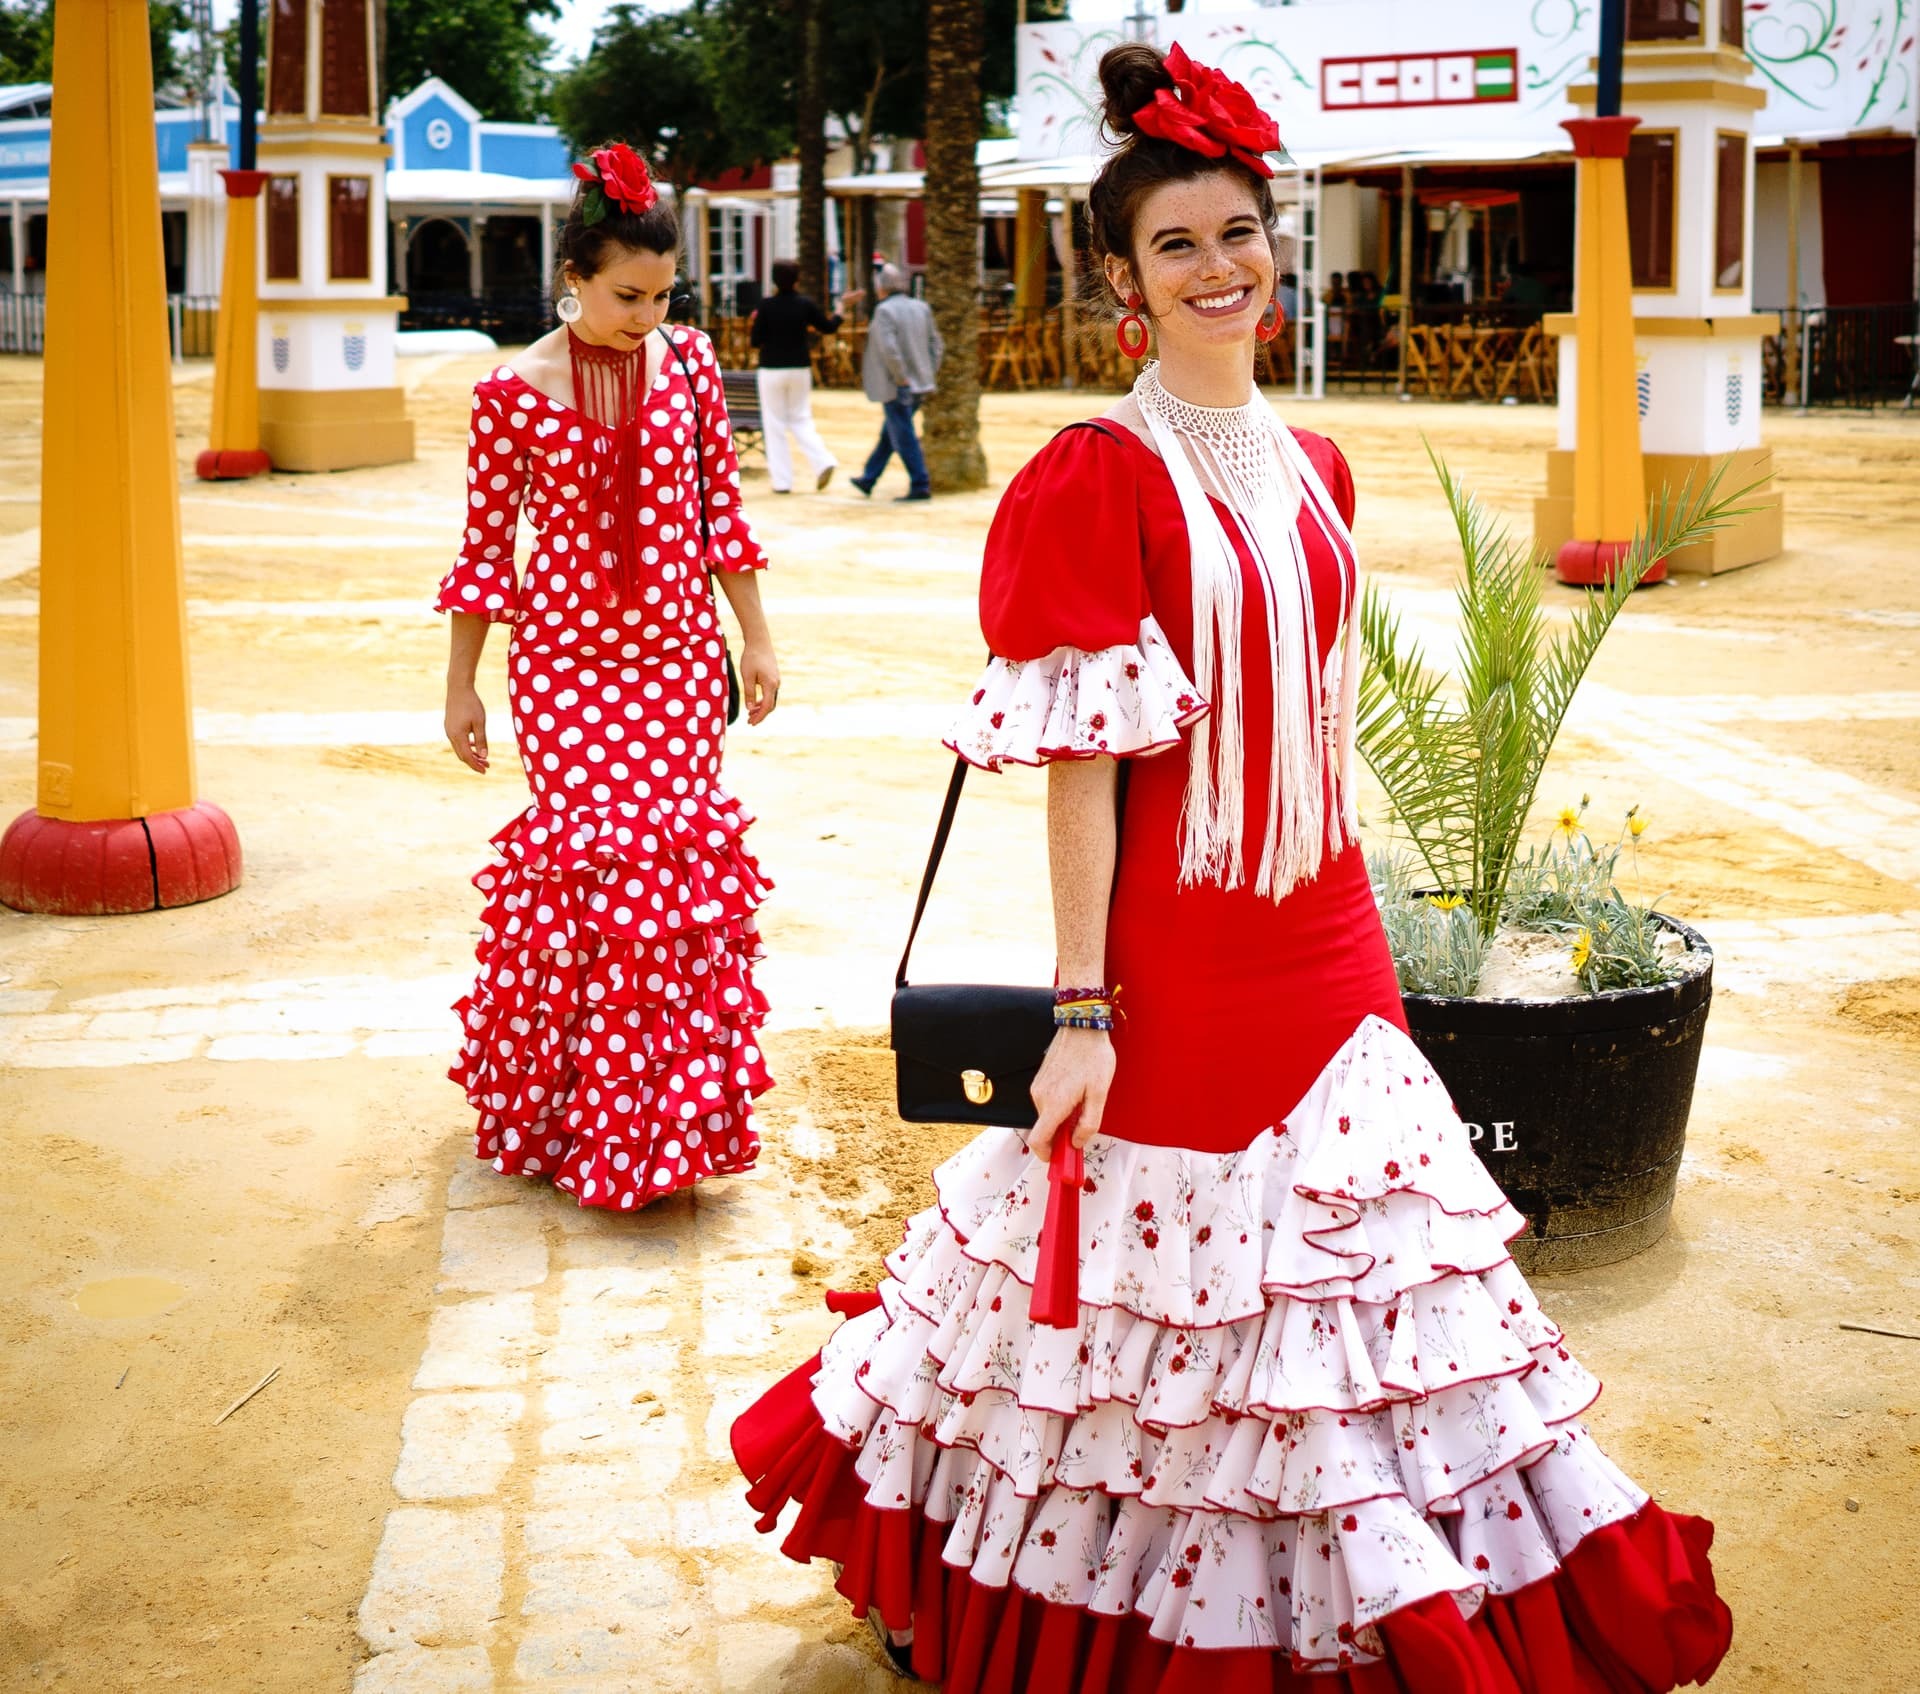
[571,142,659,223]
[1132,43,1281,178]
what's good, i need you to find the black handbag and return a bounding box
[660,327,742,727]
[891,755,1129,1130]
[891,755,1057,1129]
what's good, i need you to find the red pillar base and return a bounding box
[195,448,271,481]
[0,801,242,915]
[1555,538,1667,587]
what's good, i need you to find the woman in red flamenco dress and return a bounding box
[731,45,1733,1693]
[437,145,780,1212]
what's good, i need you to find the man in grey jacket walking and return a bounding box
[851,265,943,502]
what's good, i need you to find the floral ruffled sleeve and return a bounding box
[945,423,1206,771]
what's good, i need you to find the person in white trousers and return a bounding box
[749,261,856,493]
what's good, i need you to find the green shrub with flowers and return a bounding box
[1357,446,1755,999]
[1372,799,1686,998]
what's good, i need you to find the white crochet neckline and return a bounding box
[1133,362,1285,509]
[1129,359,1360,901]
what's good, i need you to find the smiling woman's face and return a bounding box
[1109,171,1275,356]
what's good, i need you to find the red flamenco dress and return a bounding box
[731,419,1731,1689]
[435,327,774,1210]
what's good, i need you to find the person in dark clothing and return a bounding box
[749,260,857,493]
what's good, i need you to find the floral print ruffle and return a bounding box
[793,1016,1658,1670]
[944,615,1208,771]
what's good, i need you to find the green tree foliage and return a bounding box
[204,1,555,120]
[552,4,746,196]
[553,0,1061,185]
[385,0,558,122]
[0,0,191,90]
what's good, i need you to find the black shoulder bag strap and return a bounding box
[896,418,1133,992]
[659,326,742,725]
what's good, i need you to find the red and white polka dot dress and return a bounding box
[435,327,773,1210]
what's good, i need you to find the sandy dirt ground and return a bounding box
[1,351,1918,1693]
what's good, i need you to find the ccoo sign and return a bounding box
[1323,49,1519,111]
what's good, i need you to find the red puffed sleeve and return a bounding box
[677,327,767,573]
[979,422,1149,658]
[947,424,1206,771]
[435,374,527,622]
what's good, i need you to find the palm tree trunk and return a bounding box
[795,0,827,306]
[921,0,987,490]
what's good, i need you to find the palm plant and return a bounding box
[1356,450,1757,944]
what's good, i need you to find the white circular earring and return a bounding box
[556,290,583,324]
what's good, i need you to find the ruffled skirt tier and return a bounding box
[451,789,773,1209]
[733,1016,1730,1688]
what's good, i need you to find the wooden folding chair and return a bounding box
[1403,325,1439,398]
[1496,324,1546,402]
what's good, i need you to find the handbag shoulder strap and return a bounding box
[897,754,971,989]
[658,327,710,558]
[898,415,1133,992]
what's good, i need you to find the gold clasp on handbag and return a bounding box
[961,1069,994,1105]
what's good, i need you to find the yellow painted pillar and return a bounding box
[0,0,240,914]
[199,169,271,480]
[1013,187,1046,317]
[1556,115,1653,584]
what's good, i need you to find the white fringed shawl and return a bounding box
[1133,362,1362,901]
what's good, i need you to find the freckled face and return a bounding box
[569,248,677,347]
[1108,172,1276,356]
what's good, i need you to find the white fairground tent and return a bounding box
[825,135,1572,399]
[1008,1,1918,395]
[973,140,1570,398]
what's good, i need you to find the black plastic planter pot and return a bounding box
[1400,915,1713,1275]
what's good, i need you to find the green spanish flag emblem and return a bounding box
[1475,52,1517,99]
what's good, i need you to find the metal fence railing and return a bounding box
[0,289,46,354]
[7,285,1914,411]
[168,294,221,360]
[399,291,555,346]
[1763,303,1919,410]
[1,291,225,358]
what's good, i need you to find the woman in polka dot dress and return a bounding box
[437,143,780,1211]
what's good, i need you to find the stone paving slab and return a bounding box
[350,1156,862,1691]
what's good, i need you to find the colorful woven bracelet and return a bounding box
[1053,986,1110,1006]
[1054,1006,1116,1032]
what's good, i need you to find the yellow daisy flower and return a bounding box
[1628,812,1649,838]
[1570,927,1593,973]
[1427,893,1466,911]
[1556,806,1581,836]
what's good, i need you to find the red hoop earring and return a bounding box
[1255,298,1284,344]
[1115,293,1151,360]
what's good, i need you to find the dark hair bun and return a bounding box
[1098,42,1173,141]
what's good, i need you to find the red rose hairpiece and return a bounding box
[571,143,659,223]
[1132,43,1281,178]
